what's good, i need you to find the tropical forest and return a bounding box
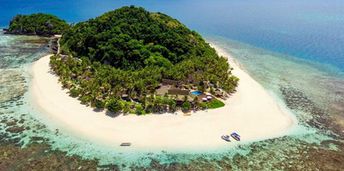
[6,13,69,36]
[49,6,238,114]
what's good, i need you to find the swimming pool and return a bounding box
[191,90,202,96]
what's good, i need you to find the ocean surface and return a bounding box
[0,0,343,170]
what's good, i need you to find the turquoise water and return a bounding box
[1,0,344,169]
[191,91,202,96]
[0,31,340,169]
[208,37,344,131]
[1,0,343,71]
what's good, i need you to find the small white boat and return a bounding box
[120,142,131,146]
[231,132,241,141]
[221,135,231,142]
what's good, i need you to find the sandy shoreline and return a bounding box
[29,45,296,152]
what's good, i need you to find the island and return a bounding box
[49,6,239,114]
[26,6,294,151]
[5,13,69,36]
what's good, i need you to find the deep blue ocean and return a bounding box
[1,0,344,71]
[0,0,344,169]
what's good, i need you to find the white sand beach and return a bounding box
[29,45,296,152]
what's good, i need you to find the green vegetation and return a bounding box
[200,99,225,109]
[106,98,122,113]
[182,101,192,111]
[50,6,238,114]
[7,13,69,36]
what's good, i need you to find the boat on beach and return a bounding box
[231,132,241,141]
[120,142,131,146]
[221,135,231,142]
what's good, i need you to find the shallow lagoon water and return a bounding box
[1,32,342,170]
[1,0,344,169]
[207,37,344,136]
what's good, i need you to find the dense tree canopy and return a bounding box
[51,6,238,114]
[62,6,212,68]
[7,13,69,36]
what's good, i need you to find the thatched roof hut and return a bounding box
[168,88,190,96]
[162,79,180,85]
